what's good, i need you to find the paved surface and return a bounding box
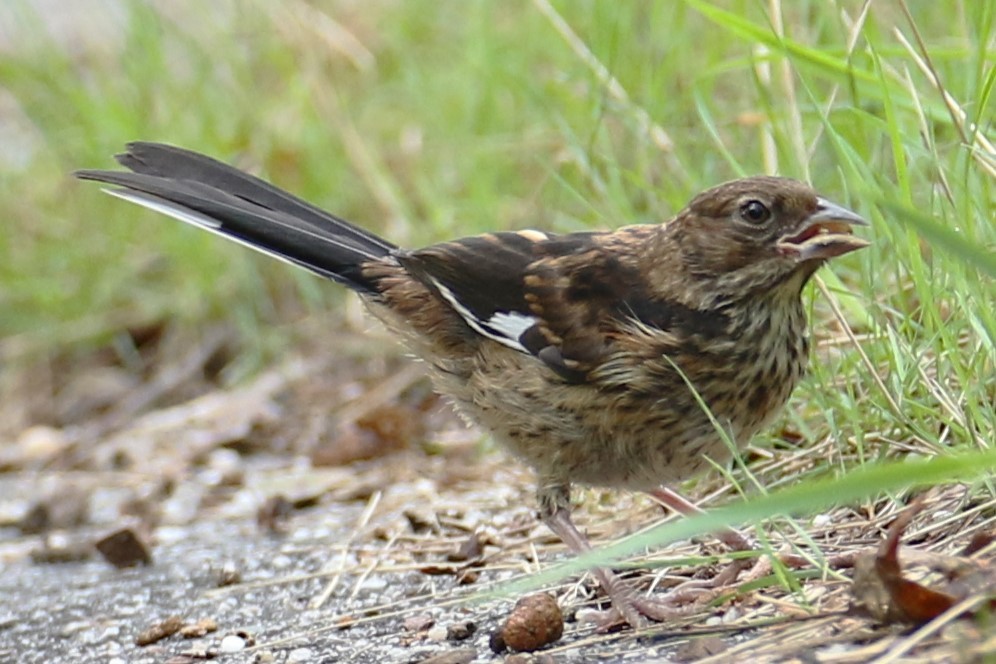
[0,480,685,663]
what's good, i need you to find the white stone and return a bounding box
[219,634,246,653]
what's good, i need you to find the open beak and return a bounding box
[777,198,870,262]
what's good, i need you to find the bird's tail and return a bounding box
[75,142,396,294]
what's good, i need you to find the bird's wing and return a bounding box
[400,226,734,382]
[398,229,649,382]
[397,231,554,352]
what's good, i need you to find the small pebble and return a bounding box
[96,528,152,568]
[403,614,435,632]
[216,562,241,587]
[446,620,475,641]
[427,624,449,641]
[271,554,293,569]
[417,648,476,664]
[812,513,832,527]
[219,634,246,653]
[287,647,314,662]
[359,576,388,591]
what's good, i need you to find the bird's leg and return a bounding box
[647,486,759,590]
[647,486,755,553]
[538,483,686,629]
[650,487,855,583]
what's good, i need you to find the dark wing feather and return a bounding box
[398,230,618,381]
[399,233,539,320]
[522,238,643,380]
[398,232,549,351]
[399,226,729,383]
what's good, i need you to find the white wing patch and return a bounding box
[487,311,536,341]
[429,277,535,353]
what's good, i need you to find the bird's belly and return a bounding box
[475,381,791,490]
[427,331,804,491]
[548,425,735,490]
[438,371,753,491]
[471,395,739,490]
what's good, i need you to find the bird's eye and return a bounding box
[739,200,771,224]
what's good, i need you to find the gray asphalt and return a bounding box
[0,501,679,663]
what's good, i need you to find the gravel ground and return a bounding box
[0,484,685,664]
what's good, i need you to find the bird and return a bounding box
[77,142,869,627]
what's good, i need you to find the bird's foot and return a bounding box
[577,593,693,631]
[579,554,756,631]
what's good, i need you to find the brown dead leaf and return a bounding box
[446,532,484,562]
[963,532,996,557]
[851,498,996,625]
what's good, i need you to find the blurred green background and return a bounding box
[1,1,992,462]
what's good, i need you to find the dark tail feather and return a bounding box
[75,142,396,294]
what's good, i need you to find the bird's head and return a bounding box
[668,176,869,296]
